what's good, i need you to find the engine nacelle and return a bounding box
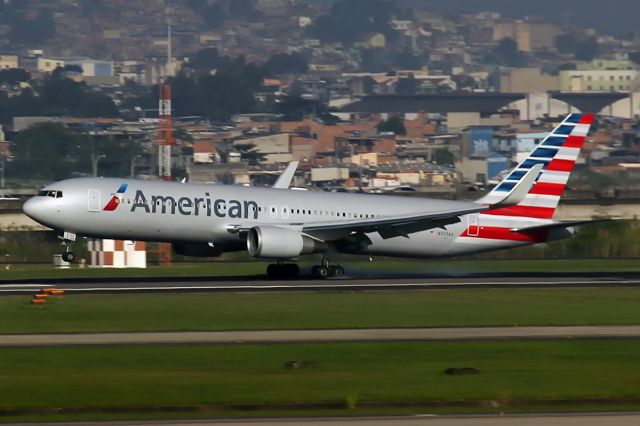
[246,226,327,259]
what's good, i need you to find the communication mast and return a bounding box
[156,4,175,267]
[156,6,175,181]
[156,82,174,180]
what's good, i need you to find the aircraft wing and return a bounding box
[298,165,542,240]
[301,204,488,240]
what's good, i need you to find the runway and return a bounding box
[5,413,640,426]
[1,272,640,295]
[3,325,640,347]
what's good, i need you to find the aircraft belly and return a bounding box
[365,227,460,258]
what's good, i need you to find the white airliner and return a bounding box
[24,113,601,278]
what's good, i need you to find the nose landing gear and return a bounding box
[61,250,76,263]
[59,232,77,263]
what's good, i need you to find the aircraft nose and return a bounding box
[23,197,45,221]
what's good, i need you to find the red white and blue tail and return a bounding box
[478,113,595,220]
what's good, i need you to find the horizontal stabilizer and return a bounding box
[511,218,612,233]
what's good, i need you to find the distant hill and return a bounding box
[400,0,638,36]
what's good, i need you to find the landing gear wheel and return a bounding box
[267,263,299,279]
[61,251,75,263]
[266,263,279,278]
[331,265,345,277]
[283,263,300,279]
[313,265,330,279]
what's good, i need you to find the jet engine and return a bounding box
[246,226,327,259]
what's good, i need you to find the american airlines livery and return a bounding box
[24,113,601,278]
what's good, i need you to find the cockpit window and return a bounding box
[37,190,63,198]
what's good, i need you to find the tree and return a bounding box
[268,96,326,121]
[0,68,30,86]
[486,38,526,67]
[189,48,229,73]
[434,148,454,165]
[187,0,261,29]
[233,143,266,166]
[6,8,55,45]
[81,0,106,16]
[393,51,423,69]
[396,75,417,95]
[265,53,308,75]
[9,123,87,180]
[555,34,599,61]
[39,74,119,117]
[309,0,403,45]
[377,116,406,135]
[629,52,640,65]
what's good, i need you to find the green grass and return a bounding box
[0,340,639,421]
[1,259,639,281]
[2,288,640,333]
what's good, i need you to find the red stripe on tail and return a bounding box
[563,135,585,148]
[580,114,596,124]
[547,159,575,172]
[529,182,566,196]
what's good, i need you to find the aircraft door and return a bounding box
[467,214,479,236]
[88,189,101,212]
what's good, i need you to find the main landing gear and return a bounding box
[265,258,345,280]
[266,263,300,279]
[310,257,344,279]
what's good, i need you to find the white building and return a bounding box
[0,55,18,69]
[560,69,640,92]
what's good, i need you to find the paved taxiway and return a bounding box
[2,325,640,347]
[6,414,640,426]
[1,273,640,295]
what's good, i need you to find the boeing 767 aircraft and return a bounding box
[24,113,600,278]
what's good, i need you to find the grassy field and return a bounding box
[1,340,639,422]
[2,288,640,333]
[1,258,639,281]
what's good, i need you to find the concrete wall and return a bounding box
[499,68,559,93]
[447,112,480,132]
[507,93,579,121]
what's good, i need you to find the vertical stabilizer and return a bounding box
[478,113,595,219]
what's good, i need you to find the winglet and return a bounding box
[272,161,299,189]
[480,163,543,209]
